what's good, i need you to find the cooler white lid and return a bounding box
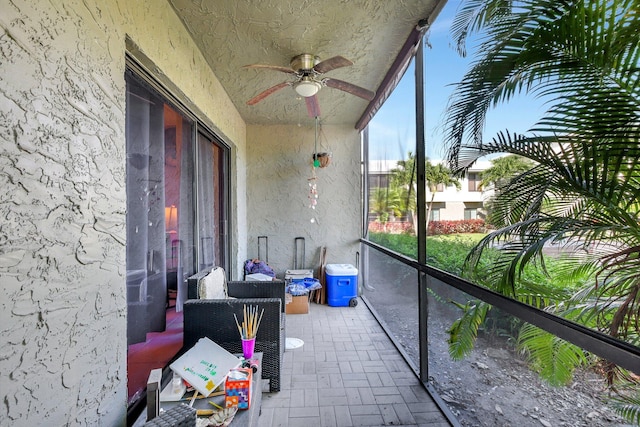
[325,263,357,275]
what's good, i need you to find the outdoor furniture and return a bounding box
[137,353,264,427]
[183,268,285,392]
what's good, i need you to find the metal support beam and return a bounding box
[415,37,429,383]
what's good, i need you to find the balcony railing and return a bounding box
[360,239,640,426]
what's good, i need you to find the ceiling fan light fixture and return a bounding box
[294,78,322,97]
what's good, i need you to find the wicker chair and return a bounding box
[183,269,285,392]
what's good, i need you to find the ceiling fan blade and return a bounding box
[305,95,321,118]
[323,78,375,101]
[246,82,291,105]
[242,64,297,74]
[313,56,353,74]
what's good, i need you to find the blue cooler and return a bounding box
[325,264,358,307]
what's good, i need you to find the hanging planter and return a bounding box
[312,152,332,168]
[311,117,332,168]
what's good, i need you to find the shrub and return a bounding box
[368,232,417,258]
[368,220,414,234]
[428,219,485,235]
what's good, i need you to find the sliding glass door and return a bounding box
[196,132,227,272]
[125,69,229,407]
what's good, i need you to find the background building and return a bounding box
[368,159,494,224]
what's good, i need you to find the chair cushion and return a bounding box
[198,267,228,299]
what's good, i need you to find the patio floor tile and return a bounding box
[260,300,451,426]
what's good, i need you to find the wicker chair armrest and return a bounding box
[186,269,285,303]
[227,280,286,312]
[183,298,281,349]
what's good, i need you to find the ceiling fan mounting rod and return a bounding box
[290,53,320,71]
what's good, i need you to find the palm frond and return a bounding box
[444,0,640,171]
[447,301,490,360]
[511,278,575,308]
[517,323,588,385]
[450,0,515,57]
[609,382,640,425]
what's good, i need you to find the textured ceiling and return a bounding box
[168,0,443,126]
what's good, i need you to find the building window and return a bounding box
[430,209,440,221]
[464,208,478,220]
[468,172,481,192]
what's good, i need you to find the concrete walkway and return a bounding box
[259,299,452,427]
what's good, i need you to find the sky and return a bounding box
[368,0,545,162]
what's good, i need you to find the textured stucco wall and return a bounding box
[0,1,246,425]
[246,124,361,277]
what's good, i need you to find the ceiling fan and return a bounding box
[243,53,376,117]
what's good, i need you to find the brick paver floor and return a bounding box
[260,299,451,427]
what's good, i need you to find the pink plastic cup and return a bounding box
[242,337,255,359]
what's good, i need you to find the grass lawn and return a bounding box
[371,231,587,293]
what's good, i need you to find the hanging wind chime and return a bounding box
[308,117,319,221]
[307,116,332,223]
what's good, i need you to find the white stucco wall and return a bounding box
[0,1,246,425]
[246,124,362,277]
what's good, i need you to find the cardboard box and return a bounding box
[225,367,253,410]
[285,293,309,314]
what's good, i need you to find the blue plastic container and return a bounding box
[325,264,358,307]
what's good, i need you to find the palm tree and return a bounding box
[480,154,534,190]
[481,154,535,226]
[389,154,461,234]
[370,187,402,231]
[441,0,640,419]
[425,160,461,233]
[390,153,418,232]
